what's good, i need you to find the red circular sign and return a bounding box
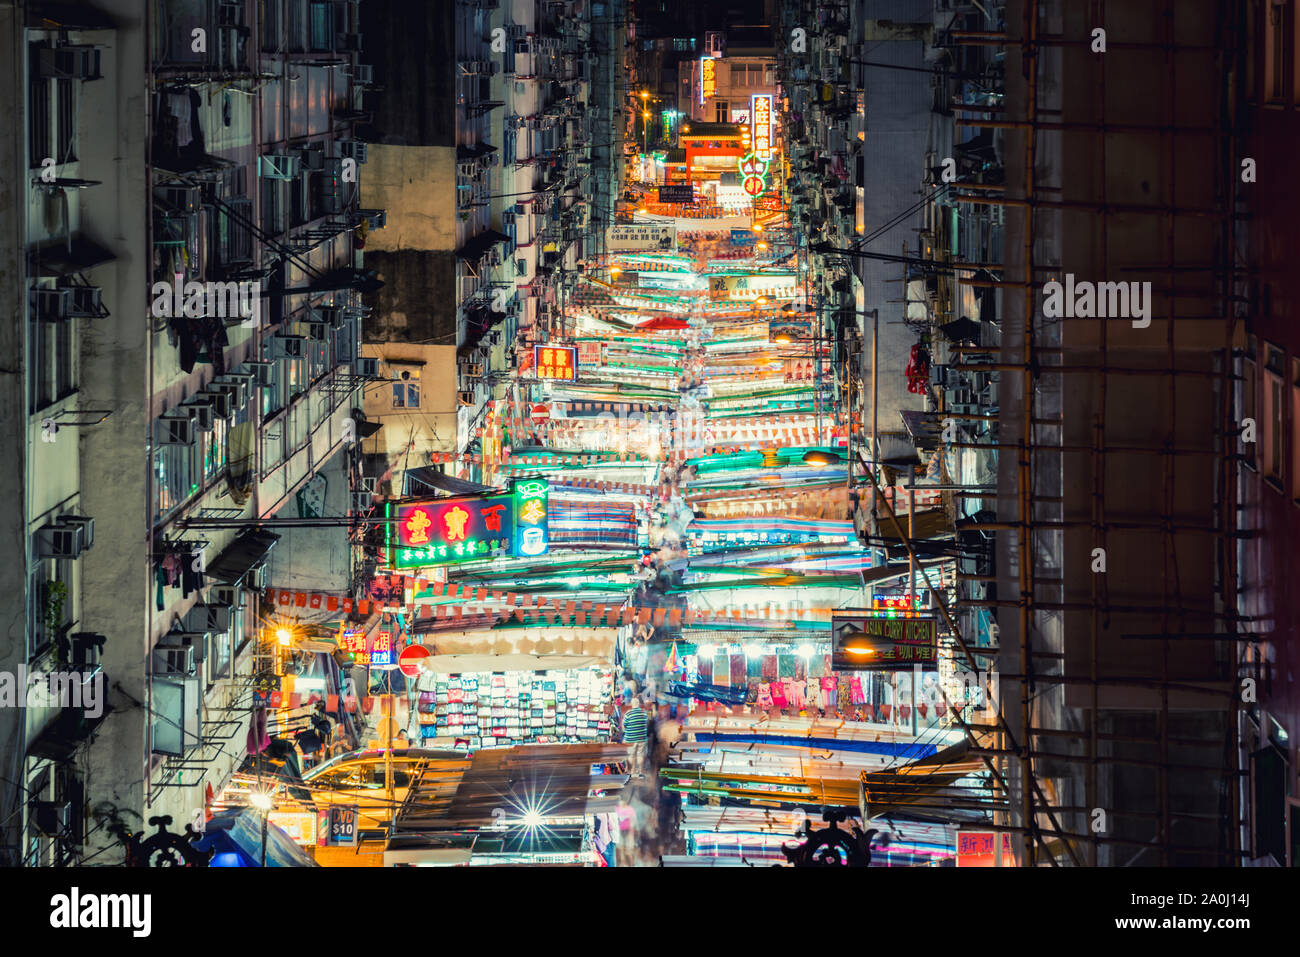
[743,176,764,197]
[398,643,431,678]
[530,403,551,425]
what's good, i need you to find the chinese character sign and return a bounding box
[369,631,394,668]
[386,481,550,569]
[700,57,715,103]
[534,345,577,381]
[751,94,772,161]
[513,480,549,558]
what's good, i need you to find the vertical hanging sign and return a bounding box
[751,94,772,162]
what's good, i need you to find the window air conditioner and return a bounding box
[157,185,202,214]
[212,585,240,608]
[271,334,306,359]
[355,356,379,377]
[59,515,94,550]
[339,140,367,164]
[151,640,197,678]
[67,285,104,317]
[353,64,374,85]
[34,287,73,321]
[37,45,102,81]
[183,603,232,634]
[457,390,476,407]
[159,414,195,446]
[184,398,216,432]
[36,524,85,559]
[245,361,275,387]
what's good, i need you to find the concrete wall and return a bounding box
[361,145,457,253]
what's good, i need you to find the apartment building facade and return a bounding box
[0,0,376,865]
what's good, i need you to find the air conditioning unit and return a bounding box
[259,154,300,181]
[333,322,357,363]
[355,356,379,377]
[212,585,240,608]
[34,287,73,321]
[151,639,197,677]
[305,320,328,341]
[246,565,267,590]
[184,398,215,432]
[202,388,233,419]
[457,390,476,407]
[67,285,104,317]
[460,362,484,378]
[37,45,102,81]
[318,306,345,328]
[353,64,374,85]
[183,603,231,634]
[271,334,306,359]
[245,361,275,387]
[338,140,367,164]
[59,515,94,551]
[295,144,326,170]
[157,185,202,213]
[359,208,386,230]
[32,802,72,837]
[36,524,85,559]
[159,414,195,447]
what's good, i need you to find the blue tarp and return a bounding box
[193,810,318,867]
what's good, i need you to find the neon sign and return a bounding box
[751,94,772,161]
[534,345,577,381]
[738,153,768,198]
[385,481,549,569]
[700,57,715,103]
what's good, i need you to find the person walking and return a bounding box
[620,697,651,779]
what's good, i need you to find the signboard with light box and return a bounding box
[700,57,715,103]
[751,94,772,161]
[534,345,577,381]
[831,609,937,671]
[385,481,549,569]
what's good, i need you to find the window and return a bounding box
[154,436,200,519]
[28,51,50,169]
[1264,344,1286,485]
[30,314,75,412]
[1243,343,1258,469]
[1266,0,1289,103]
[204,415,229,481]
[392,368,420,408]
[715,101,728,123]
[29,557,72,660]
[1292,358,1300,500]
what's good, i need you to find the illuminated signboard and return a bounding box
[370,631,395,668]
[738,153,768,197]
[700,57,715,103]
[534,345,577,381]
[751,94,772,161]
[831,609,938,671]
[386,481,549,569]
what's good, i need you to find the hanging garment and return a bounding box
[788,679,806,711]
[245,708,270,756]
[770,680,788,710]
[837,677,853,714]
[155,564,167,611]
[756,681,774,710]
[850,676,866,705]
[805,678,822,711]
[162,551,182,586]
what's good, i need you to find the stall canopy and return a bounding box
[206,529,280,585]
[193,810,318,867]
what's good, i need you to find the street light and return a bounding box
[802,450,841,468]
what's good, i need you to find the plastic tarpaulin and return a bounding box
[193,810,318,867]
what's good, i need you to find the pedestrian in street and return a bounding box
[620,697,651,778]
